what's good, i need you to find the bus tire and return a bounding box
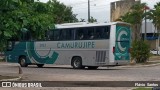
[19,56,28,67]
[37,64,44,68]
[88,66,98,70]
[71,57,83,69]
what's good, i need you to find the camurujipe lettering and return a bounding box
[57,42,95,49]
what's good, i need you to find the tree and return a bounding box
[147,2,160,54]
[119,3,148,40]
[0,0,78,51]
[80,18,86,22]
[119,3,151,63]
[89,16,97,23]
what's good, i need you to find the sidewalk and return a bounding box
[0,62,22,81]
[118,60,160,68]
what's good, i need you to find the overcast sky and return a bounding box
[39,0,160,22]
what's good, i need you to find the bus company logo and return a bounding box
[2,82,11,87]
[117,30,128,52]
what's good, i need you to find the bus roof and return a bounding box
[55,22,130,29]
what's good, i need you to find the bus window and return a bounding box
[76,27,95,40]
[53,30,60,41]
[7,41,14,51]
[65,29,74,40]
[87,27,95,39]
[21,30,31,41]
[59,29,66,40]
[95,31,101,39]
[76,28,86,40]
[102,26,110,39]
[95,26,110,39]
[46,30,54,40]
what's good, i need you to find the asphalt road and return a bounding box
[0,63,160,81]
[0,63,160,90]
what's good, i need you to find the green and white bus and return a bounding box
[5,22,131,69]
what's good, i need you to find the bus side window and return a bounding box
[95,26,103,39]
[21,30,31,41]
[104,26,110,39]
[46,30,54,40]
[76,28,85,40]
[7,41,15,51]
[53,30,60,41]
[87,27,95,40]
[65,29,73,40]
[95,26,110,39]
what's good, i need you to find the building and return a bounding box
[110,0,140,22]
[110,0,159,50]
[141,22,159,50]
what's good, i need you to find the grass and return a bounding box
[0,75,18,80]
[133,87,152,90]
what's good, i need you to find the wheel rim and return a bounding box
[20,58,25,65]
[74,59,80,68]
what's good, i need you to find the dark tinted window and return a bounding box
[58,29,74,40]
[46,25,110,41]
[53,30,60,41]
[95,26,110,39]
[76,28,85,40]
[21,31,31,41]
[76,27,94,40]
[46,30,54,40]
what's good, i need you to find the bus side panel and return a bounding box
[109,25,116,65]
[53,40,109,66]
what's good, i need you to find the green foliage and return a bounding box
[79,16,97,23]
[146,2,160,32]
[119,3,148,40]
[133,87,152,90]
[0,0,78,51]
[89,16,97,23]
[131,40,150,63]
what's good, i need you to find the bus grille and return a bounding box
[96,51,106,64]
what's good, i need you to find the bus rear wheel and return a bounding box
[71,57,83,69]
[19,57,28,67]
[88,66,99,70]
[37,64,44,68]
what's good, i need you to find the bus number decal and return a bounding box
[40,43,46,47]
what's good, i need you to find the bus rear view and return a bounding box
[109,23,131,66]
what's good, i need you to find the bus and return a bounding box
[5,22,131,69]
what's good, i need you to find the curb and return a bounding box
[0,76,22,81]
[118,63,160,68]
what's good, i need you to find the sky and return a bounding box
[39,0,160,22]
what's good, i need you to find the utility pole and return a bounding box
[88,0,90,22]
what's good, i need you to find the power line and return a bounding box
[69,0,107,6]
[68,0,95,6]
[73,3,110,10]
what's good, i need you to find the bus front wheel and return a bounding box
[19,57,28,67]
[71,57,83,69]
